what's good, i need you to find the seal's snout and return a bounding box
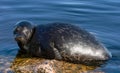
[14,33,26,44]
[15,35,22,41]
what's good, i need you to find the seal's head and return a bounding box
[13,21,34,45]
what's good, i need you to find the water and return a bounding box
[0,0,120,73]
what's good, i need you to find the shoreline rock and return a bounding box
[11,57,98,73]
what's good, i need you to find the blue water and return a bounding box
[0,0,120,73]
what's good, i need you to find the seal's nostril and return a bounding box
[14,33,22,40]
[15,36,22,41]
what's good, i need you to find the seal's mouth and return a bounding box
[14,34,27,44]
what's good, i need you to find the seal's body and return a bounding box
[14,21,112,66]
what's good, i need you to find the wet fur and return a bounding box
[14,21,112,66]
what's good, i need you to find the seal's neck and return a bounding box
[27,27,36,44]
[22,27,36,51]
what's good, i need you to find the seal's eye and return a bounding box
[14,26,22,34]
[16,27,22,31]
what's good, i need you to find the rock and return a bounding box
[10,47,104,73]
[11,57,98,73]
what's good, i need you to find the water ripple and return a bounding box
[0,0,120,72]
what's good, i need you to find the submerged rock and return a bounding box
[0,56,14,73]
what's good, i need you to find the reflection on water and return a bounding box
[0,0,120,72]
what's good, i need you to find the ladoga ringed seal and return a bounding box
[13,21,112,66]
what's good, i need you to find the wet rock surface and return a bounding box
[10,57,100,73]
[0,56,105,73]
[0,51,105,73]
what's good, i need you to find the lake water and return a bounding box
[0,0,120,73]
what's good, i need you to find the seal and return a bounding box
[13,21,112,66]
